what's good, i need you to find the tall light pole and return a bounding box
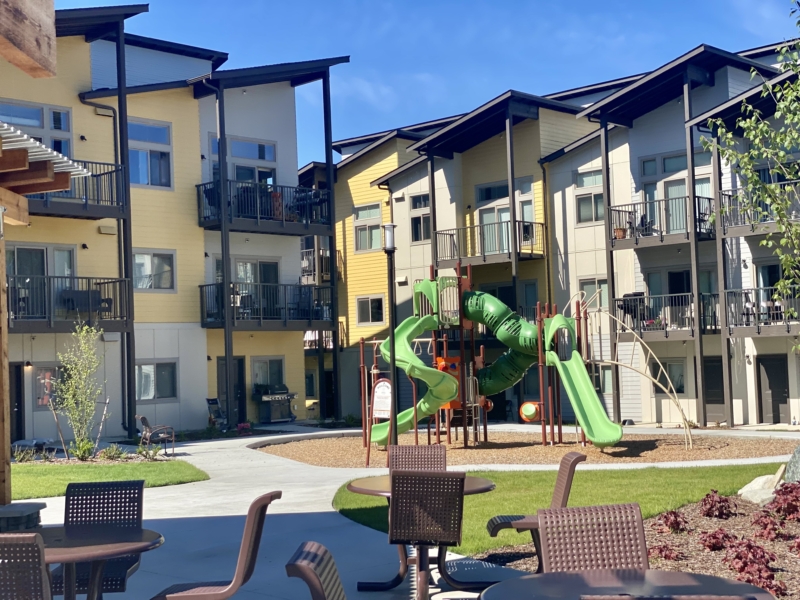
[383,223,399,446]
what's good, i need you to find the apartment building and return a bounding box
[4,5,346,442]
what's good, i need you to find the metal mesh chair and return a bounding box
[486,451,586,572]
[581,596,759,600]
[0,533,52,600]
[388,445,446,472]
[137,415,176,456]
[538,503,649,573]
[390,470,465,600]
[149,491,282,599]
[286,541,347,600]
[51,480,145,597]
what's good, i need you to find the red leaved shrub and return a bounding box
[724,539,786,597]
[700,490,737,519]
[752,511,792,542]
[653,510,690,534]
[648,543,684,561]
[699,528,738,551]
[765,482,800,522]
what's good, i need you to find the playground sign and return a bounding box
[371,379,392,420]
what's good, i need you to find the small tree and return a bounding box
[53,323,104,449]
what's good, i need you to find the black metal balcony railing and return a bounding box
[200,282,333,326]
[197,181,331,227]
[27,160,124,208]
[304,329,333,350]
[436,221,545,262]
[7,275,129,326]
[614,293,694,333]
[700,293,720,331]
[301,248,331,281]
[725,286,800,329]
[720,181,800,230]
[609,196,714,242]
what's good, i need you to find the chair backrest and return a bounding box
[581,597,757,600]
[65,480,144,528]
[538,503,649,573]
[389,470,465,547]
[286,541,346,600]
[136,414,152,435]
[229,491,282,590]
[388,444,446,472]
[550,452,587,509]
[0,533,52,600]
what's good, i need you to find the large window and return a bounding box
[576,170,602,188]
[0,100,71,157]
[136,362,177,401]
[651,360,685,395]
[580,278,608,308]
[593,366,612,395]
[354,204,381,251]
[253,357,284,391]
[129,120,172,187]
[357,295,384,325]
[35,366,60,411]
[477,176,533,203]
[134,251,175,291]
[410,193,431,243]
[577,193,604,223]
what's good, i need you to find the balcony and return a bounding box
[435,221,545,269]
[200,282,334,331]
[7,275,129,333]
[614,292,696,340]
[300,248,331,285]
[26,160,125,220]
[724,286,800,336]
[609,196,714,250]
[719,181,800,238]
[197,181,331,236]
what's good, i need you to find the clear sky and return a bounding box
[57,0,798,166]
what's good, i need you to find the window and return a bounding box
[253,357,284,390]
[477,176,532,203]
[136,362,177,401]
[50,109,69,131]
[695,151,712,167]
[354,203,382,251]
[0,102,43,127]
[576,170,602,188]
[642,159,657,177]
[410,193,431,243]
[663,154,687,173]
[134,251,175,290]
[0,101,72,156]
[651,360,685,395]
[580,278,608,308]
[305,371,316,398]
[129,120,171,187]
[35,366,60,410]
[593,366,612,394]
[357,295,384,325]
[231,139,276,162]
[577,193,604,223]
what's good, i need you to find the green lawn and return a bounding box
[12,461,209,500]
[333,463,782,555]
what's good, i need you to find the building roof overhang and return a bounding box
[55,4,149,40]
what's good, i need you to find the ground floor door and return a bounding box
[324,370,335,419]
[703,358,725,424]
[757,355,790,424]
[9,363,23,442]
[217,356,246,425]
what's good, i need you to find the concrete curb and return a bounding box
[246,428,362,449]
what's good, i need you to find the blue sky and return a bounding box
[57,0,798,166]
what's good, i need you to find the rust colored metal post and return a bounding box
[435,410,441,445]
[409,375,418,446]
[443,333,451,445]
[537,302,546,445]
[582,307,589,447]
[575,302,583,360]
[457,262,467,448]
[546,303,555,446]
[360,337,367,447]
[553,303,562,444]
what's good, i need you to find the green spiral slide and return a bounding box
[368,280,622,448]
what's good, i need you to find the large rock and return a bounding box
[738,475,774,496]
[742,488,778,506]
[787,446,800,483]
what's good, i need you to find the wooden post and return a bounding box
[0,0,56,78]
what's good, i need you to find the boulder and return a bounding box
[738,475,774,496]
[786,446,800,483]
[741,487,777,506]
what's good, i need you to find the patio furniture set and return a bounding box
[0,445,774,600]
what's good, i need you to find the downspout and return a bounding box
[79,94,128,432]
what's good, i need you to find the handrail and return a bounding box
[435,220,545,262]
[27,160,124,208]
[200,282,334,326]
[720,180,800,230]
[725,285,800,330]
[613,292,694,335]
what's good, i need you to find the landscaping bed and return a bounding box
[263,431,796,468]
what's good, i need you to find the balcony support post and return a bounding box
[712,137,734,426]
[684,73,707,426]
[600,117,621,422]
[115,20,138,440]
[505,105,523,418]
[323,69,341,419]
[428,154,438,269]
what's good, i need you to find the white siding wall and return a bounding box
[91,40,213,89]
[203,231,302,286]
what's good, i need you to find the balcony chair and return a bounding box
[149,491,282,599]
[486,452,586,572]
[388,444,446,472]
[0,532,52,600]
[137,415,175,456]
[285,541,347,600]
[50,481,145,599]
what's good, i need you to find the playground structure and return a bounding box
[359,265,629,462]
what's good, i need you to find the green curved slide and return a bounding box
[369,280,623,448]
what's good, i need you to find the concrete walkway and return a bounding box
[33,427,797,599]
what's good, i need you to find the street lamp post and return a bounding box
[383,223,399,446]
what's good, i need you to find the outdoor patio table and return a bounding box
[479,568,773,600]
[39,525,164,600]
[347,474,495,593]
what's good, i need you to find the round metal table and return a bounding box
[479,569,773,600]
[40,526,164,600]
[347,474,495,497]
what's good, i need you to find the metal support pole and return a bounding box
[537,302,546,445]
[428,155,438,269]
[387,249,398,446]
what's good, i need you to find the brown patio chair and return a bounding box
[538,503,649,573]
[0,532,52,600]
[486,451,586,572]
[51,480,145,598]
[390,470,465,600]
[285,541,347,600]
[148,491,282,599]
[137,414,176,456]
[581,596,758,600]
[388,444,446,471]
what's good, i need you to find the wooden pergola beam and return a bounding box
[0,0,56,78]
[0,188,29,225]
[0,160,53,186]
[8,170,69,195]
[0,149,29,173]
